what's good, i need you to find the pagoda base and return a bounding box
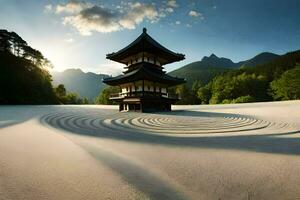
[117,97,176,112]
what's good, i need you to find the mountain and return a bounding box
[169,54,238,86]
[169,52,280,86]
[51,69,109,102]
[197,49,300,104]
[200,54,237,68]
[237,52,279,68]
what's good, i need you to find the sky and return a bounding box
[1,0,300,75]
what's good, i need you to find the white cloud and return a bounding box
[189,10,200,17]
[167,0,178,8]
[64,38,74,43]
[189,10,204,19]
[55,0,91,14]
[52,0,173,35]
[44,4,52,13]
[165,7,174,13]
[175,21,181,25]
[119,2,159,29]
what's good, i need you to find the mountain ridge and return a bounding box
[51,69,109,102]
[169,52,280,86]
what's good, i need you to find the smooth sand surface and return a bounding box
[0,101,300,199]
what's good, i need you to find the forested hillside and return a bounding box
[0,30,57,104]
[0,30,88,105]
[196,50,300,104]
[169,52,279,87]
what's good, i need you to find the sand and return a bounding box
[0,101,300,199]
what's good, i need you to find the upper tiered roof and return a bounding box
[106,28,185,65]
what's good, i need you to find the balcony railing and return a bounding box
[109,91,179,99]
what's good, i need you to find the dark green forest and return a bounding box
[179,50,300,104]
[0,30,88,104]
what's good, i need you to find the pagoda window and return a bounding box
[138,57,142,62]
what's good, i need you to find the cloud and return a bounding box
[63,6,121,35]
[165,7,174,13]
[189,10,204,19]
[55,0,91,14]
[64,38,74,43]
[119,2,159,29]
[44,4,52,13]
[52,0,173,35]
[175,21,181,25]
[167,0,178,8]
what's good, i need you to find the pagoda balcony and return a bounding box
[109,91,180,100]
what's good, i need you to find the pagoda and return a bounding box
[103,28,186,112]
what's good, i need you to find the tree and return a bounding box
[95,86,119,105]
[82,97,89,104]
[55,84,67,97]
[175,84,194,105]
[197,83,212,104]
[270,65,300,100]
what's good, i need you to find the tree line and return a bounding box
[176,50,300,104]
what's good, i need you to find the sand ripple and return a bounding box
[41,111,299,136]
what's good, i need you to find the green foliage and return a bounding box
[232,95,255,103]
[194,50,300,105]
[94,86,119,105]
[0,30,57,104]
[55,84,67,97]
[197,83,212,104]
[220,96,256,104]
[170,83,199,105]
[208,72,269,104]
[270,65,300,100]
[0,29,88,105]
[54,84,89,104]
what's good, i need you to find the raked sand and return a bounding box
[0,101,300,200]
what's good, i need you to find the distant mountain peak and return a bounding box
[237,52,279,68]
[200,53,235,68]
[209,53,218,58]
[51,68,109,102]
[64,68,83,73]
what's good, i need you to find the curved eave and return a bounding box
[106,31,185,65]
[103,66,186,86]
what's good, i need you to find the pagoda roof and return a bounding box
[103,64,186,86]
[106,28,185,65]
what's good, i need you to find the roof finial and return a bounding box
[143,27,147,33]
